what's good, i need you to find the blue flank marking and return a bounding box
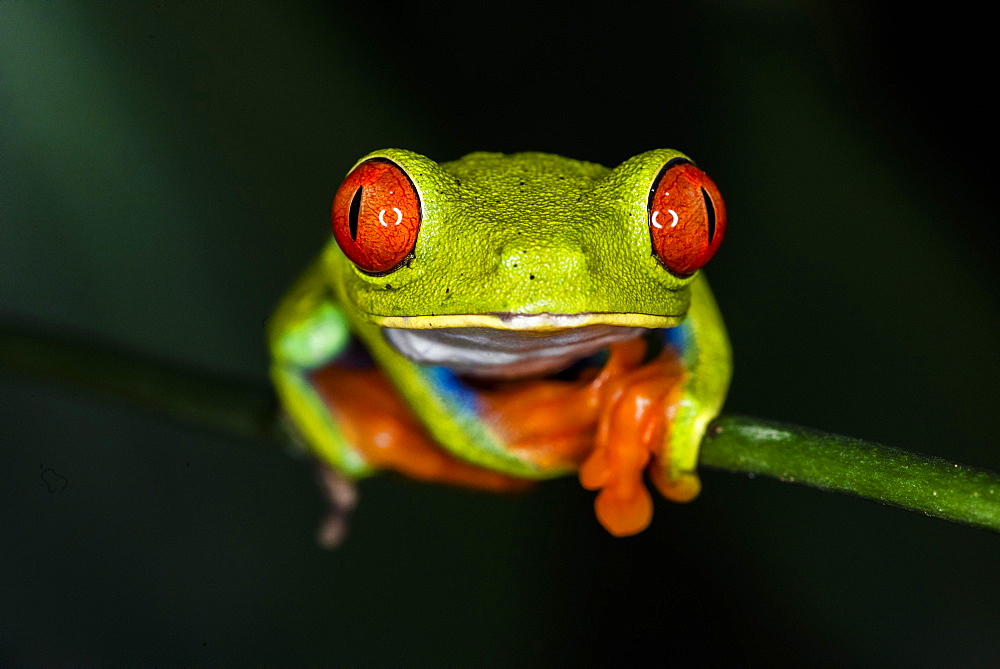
[422,366,480,416]
[661,321,699,371]
[661,322,689,353]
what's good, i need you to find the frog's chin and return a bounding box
[379,312,680,380]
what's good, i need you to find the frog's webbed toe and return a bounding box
[315,463,359,549]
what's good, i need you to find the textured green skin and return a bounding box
[334,149,695,323]
[268,148,732,486]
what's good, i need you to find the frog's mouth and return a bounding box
[379,312,680,380]
[376,312,679,331]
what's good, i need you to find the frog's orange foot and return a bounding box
[580,439,656,537]
[577,340,686,536]
[577,379,659,536]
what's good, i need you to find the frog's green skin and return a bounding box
[269,148,731,492]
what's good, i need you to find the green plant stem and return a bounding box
[0,322,280,443]
[3,321,999,532]
[700,415,1000,531]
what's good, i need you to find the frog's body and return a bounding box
[269,149,731,540]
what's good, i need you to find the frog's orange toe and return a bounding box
[594,483,653,537]
[650,465,701,503]
[577,450,610,490]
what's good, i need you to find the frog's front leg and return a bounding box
[573,338,686,536]
[467,336,688,536]
[560,275,729,535]
[651,273,732,502]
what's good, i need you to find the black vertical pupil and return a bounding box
[348,186,363,240]
[701,187,716,244]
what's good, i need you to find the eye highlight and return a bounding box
[332,158,422,274]
[647,159,726,276]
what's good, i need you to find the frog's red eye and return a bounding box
[332,158,421,274]
[647,159,726,276]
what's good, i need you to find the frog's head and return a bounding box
[326,148,726,377]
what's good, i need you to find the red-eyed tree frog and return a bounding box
[268,149,731,545]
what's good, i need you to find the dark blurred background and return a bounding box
[2,2,998,665]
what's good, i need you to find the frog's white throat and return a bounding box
[383,321,647,380]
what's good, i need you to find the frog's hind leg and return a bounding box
[310,364,533,493]
[269,259,528,548]
[284,360,529,548]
